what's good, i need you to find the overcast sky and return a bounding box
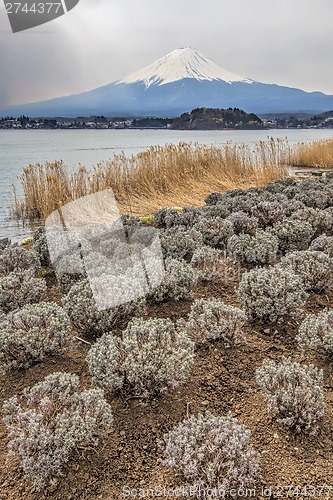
[0,0,332,106]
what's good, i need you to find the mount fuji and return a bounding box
[3,47,333,117]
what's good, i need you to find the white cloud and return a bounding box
[0,0,332,105]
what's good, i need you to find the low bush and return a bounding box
[162,207,199,228]
[3,372,113,489]
[0,302,71,371]
[294,190,329,210]
[199,202,232,220]
[161,411,260,492]
[251,201,285,228]
[193,217,234,249]
[256,357,324,434]
[179,298,246,347]
[160,226,203,261]
[87,317,194,399]
[296,310,333,358]
[227,230,279,265]
[0,271,47,314]
[33,227,51,266]
[191,246,240,284]
[310,234,333,258]
[0,244,40,277]
[270,219,314,252]
[279,250,332,292]
[227,211,258,235]
[237,266,307,323]
[290,207,333,237]
[148,257,197,302]
[62,278,145,338]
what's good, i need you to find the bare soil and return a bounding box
[0,266,333,500]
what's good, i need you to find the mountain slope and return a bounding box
[2,48,333,117]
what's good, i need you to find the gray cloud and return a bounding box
[0,0,333,106]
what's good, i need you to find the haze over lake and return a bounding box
[1,128,333,241]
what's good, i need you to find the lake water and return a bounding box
[1,128,333,241]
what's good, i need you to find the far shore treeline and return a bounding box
[1,107,333,130]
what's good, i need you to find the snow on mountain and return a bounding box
[120,47,253,88]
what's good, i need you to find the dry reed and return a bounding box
[290,139,333,168]
[13,138,293,223]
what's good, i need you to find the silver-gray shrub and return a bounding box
[193,217,234,249]
[251,201,285,228]
[160,411,260,492]
[256,357,324,434]
[227,230,279,265]
[294,189,329,210]
[2,372,113,490]
[0,302,71,371]
[279,250,332,292]
[290,207,333,237]
[0,270,47,314]
[296,309,333,358]
[198,202,232,219]
[62,278,145,337]
[263,177,297,194]
[33,227,51,266]
[191,246,240,283]
[237,266,308,323]
[163,207,199,228]
[153,208,180,228]
[87,317,194,399]
[270,218,314,252]
[0,244,40,277]
[204,192,225,205]
[227,211,258,235]
[148,257,197,302]
[310,234,333,258]
[280,199,305,217]
[160,226,203,261]
[179,298,246,347]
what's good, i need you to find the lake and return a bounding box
[1,128,333,241]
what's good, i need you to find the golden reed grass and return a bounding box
[290,139,333,169]
[13,137,331,224]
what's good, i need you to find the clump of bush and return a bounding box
[227,211,258,235]
[179,298,246,347]
[160,226,203,261]
[237,266,307,323]
[0,270,47,314]
[310,234,333,258]
[251,201,285,228]
[194,217,234,249]
[256,357,324,434]
[199,202,232,220]
[191,246,240,283]
[270,218,314,252]
[156,207,199,228]
[279,250,332,292]
[227,230,279,265]
[290,207,333,237]
[0,302,71,371]
[296,310,333,358]
[33,227,51,266]
[148,257,197,302]
[62,278,145,337]
[87,317,194,399]
[0,244,40,277]
[161,411,260,492]
[3,372,113,490]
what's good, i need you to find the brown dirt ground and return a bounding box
[0,266,333,500]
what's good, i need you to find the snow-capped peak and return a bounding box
[119,47,253,88]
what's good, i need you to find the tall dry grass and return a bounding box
[291,139,333,168]
[13,138,292,223]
